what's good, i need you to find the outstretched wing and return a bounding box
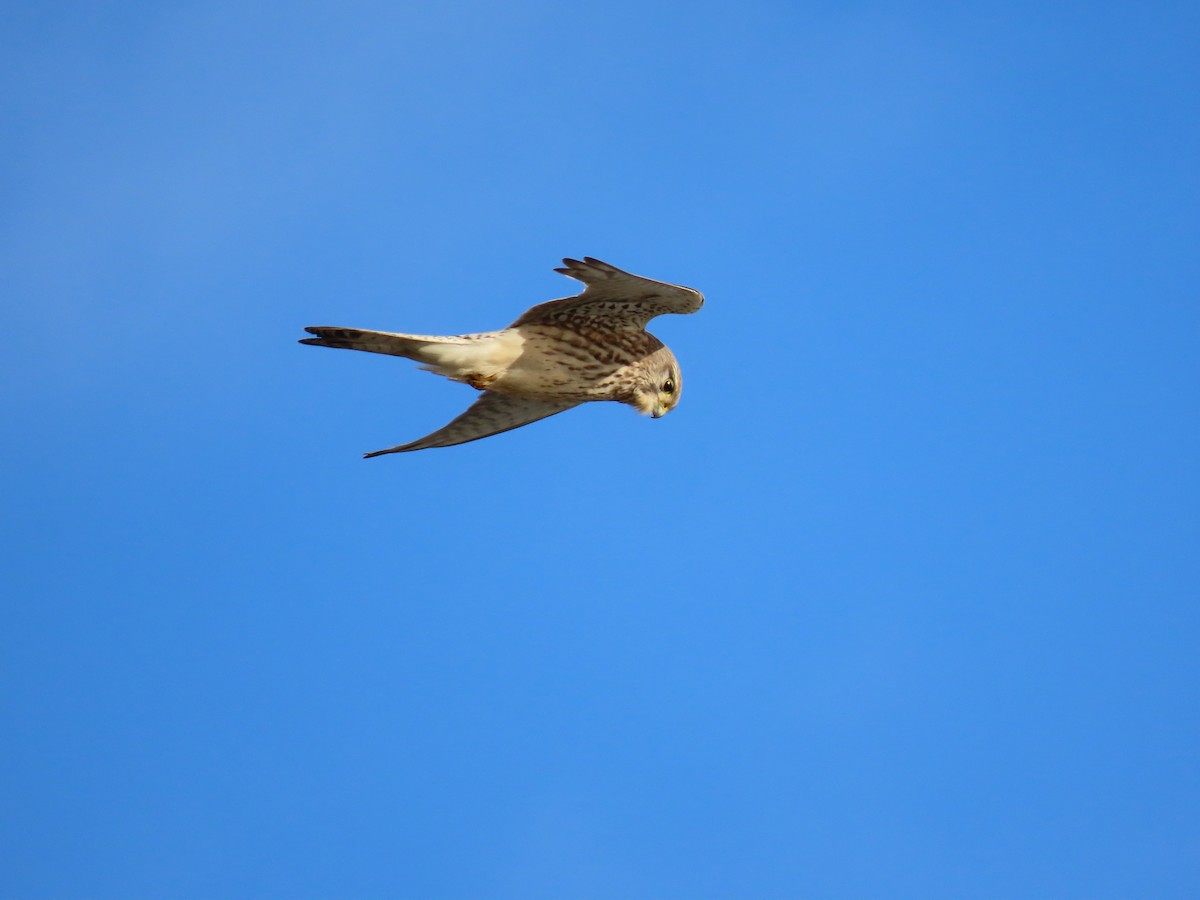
[364,392,579,456]
[511,257,704,331]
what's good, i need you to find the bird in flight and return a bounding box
[300,257,704,456]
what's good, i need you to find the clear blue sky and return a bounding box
[3,2,1197,897]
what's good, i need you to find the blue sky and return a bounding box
[2,1,1197,897]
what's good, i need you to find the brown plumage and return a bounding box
[300,257,704,455]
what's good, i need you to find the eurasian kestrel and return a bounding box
[300,257,703,456]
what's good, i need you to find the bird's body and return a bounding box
[301,257,703,455]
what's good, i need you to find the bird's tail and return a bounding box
[300,325,522,385]
[299,327,467,360]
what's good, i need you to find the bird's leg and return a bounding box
[463,372,497,390]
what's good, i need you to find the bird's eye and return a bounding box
[662,378,675,394]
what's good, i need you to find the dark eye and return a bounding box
[662,378,675,394]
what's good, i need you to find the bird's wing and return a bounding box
[364,392,580,456]
[510,257,704,332]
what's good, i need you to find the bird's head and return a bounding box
[631,351,683,419]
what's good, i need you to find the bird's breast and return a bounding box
[487,325,662,401]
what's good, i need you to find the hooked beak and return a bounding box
[651,403,668,419]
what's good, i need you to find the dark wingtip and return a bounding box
[556,257,589,279]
